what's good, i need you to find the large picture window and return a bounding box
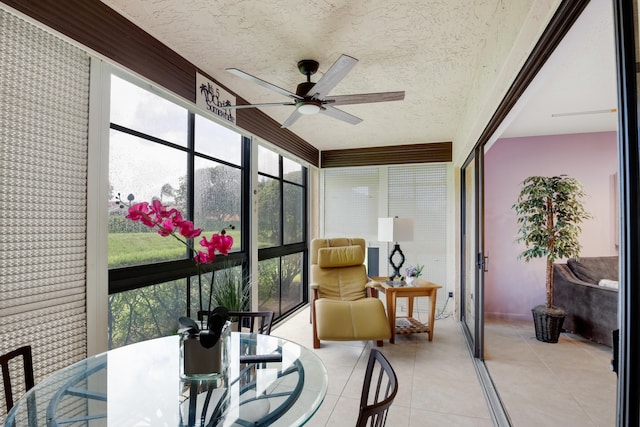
[108,74,246,348]
[256,145,308,319]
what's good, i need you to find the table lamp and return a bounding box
[378,217,414,280]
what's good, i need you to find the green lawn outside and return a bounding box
[108,230,241,268]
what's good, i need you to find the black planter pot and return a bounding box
[531,305,566,343]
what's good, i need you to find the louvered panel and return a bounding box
[389,164,449,309]
[0,7,90,418]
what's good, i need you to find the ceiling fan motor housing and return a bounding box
[296,81,317,97]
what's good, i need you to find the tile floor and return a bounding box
[272,306,493,427]
[484,317,617,427]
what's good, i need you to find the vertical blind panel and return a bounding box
[0,7,90,416]
[323,167,380,242]
[389,164,448,309]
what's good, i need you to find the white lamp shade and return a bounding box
[378,217,414,242]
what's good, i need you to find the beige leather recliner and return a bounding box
[310,238,391,348]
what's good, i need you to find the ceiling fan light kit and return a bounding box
[222,54,405,128]
[297,102,322,115]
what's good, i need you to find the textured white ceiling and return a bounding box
[100,0,614,153]
[499,0,617,140]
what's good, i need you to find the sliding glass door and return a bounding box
[461,150,484,359]
[613,0,640,422]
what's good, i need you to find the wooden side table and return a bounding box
[370,277,442,343]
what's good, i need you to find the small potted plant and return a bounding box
[404,264,424,286]
[512,175,591,343]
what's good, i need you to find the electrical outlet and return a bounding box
[448,291,454,298]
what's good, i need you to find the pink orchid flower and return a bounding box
[194,250,214,264]
[217,234,234,255]
[149,199,177,219]
[125,200,231,265]
[199,235,218,252]
[157,218,174,236]
[126,202,156,228]
[176,218,202,239]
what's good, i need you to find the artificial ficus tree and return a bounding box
[512,175,592,308]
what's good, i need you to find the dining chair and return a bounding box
[1,345,35,411]
[228,311,274,335]
[356,349,398,427]
[198,310,274,335]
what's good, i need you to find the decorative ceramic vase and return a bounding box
[406,276,416,286]
[180,320,231,379]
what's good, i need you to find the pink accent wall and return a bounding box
[484,132,618,320]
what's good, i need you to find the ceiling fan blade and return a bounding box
[219,102,296,110]
[281,109,303,128]
[320,105,362,125]
[306,54,358,99]
[325,91,405,106]
[226,68,301,100]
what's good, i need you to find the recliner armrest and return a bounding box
[310,283,320,300]
[365,281,383,298]
[366,280,383,288]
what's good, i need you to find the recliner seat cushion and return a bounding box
[315,298,391,341]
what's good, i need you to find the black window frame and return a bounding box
[257,148,309,319]
[108,109,250,319]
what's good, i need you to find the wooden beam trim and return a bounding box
[321,142,452,168]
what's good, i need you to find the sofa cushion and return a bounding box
[599,279,619,288]
[567,256,619,284]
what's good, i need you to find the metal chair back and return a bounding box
[198,310,274,335]
[356,349,398,427]
[228,311,274,335]
[1,345,35,411]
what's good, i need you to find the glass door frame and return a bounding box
[460,149,484,360]
[455,1,640,424]
[612,0,640,423]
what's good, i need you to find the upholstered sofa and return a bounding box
[552,256,618,347]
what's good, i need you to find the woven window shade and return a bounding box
[0,7,90,415]
[323,167,380,242]
[389,164,448,308]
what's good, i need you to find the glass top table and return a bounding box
[5,333,327,426]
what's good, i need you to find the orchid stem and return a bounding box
[197,264,204,329]
[207,269,215,324]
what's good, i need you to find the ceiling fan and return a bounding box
[221,54,405,128]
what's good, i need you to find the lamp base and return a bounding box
[388,243,405,280]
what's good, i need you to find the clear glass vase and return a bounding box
[180,320,231,380]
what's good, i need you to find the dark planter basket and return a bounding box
[531,305,566,343]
